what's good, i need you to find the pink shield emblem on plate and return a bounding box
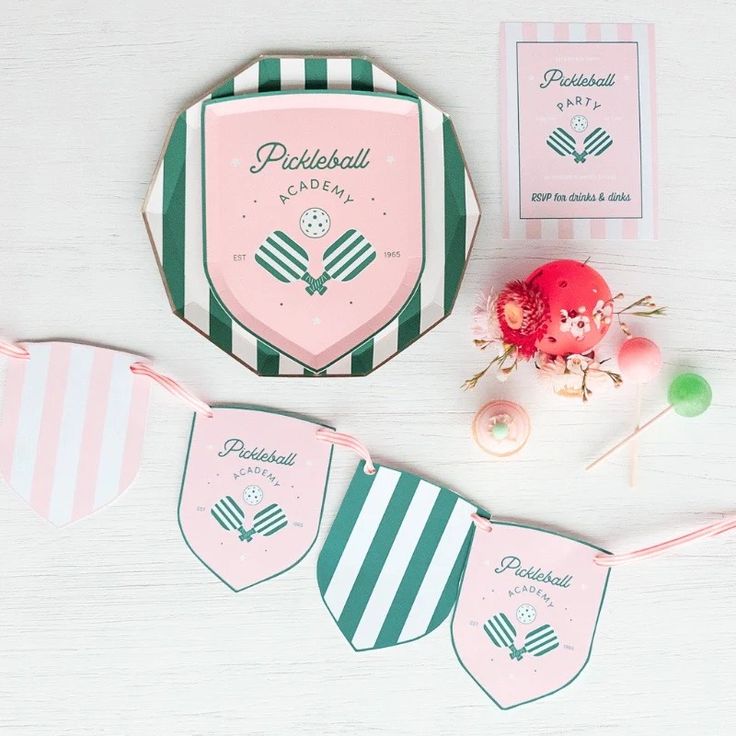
[202,91,424,372]
[452,521,611,709]
[178,407,334,591]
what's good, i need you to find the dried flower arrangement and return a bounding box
[464,260,666,401]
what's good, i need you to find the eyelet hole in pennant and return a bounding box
[177,406,334,592]
[0,342,151,526]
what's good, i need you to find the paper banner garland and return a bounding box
[317,462,477,651]
[143,55,480,376]
[1,337,733,710]
[178,406,334,591]
[451,520,610,709]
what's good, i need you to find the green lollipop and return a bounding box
[587,373,712,471]
[667,373,712,417]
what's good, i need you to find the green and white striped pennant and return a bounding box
[144,56,479,377]
[317,463,477,651]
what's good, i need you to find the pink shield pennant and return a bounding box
[201,91,424,371]
[452,520,611,709]
[178,407,334,591]
[0,342,151,526]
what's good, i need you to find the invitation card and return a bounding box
[501,22,657,240]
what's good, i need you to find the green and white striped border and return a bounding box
[143,56,480,376]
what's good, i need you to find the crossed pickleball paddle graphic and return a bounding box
[255,229,377,296]
[210,495,288,543]
[484,612,559,662]
[546,127,613,164]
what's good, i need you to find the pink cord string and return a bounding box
[470,512,493,532]
[0,339,30,360]
[594,515,736,567]
[315,428,376,474]
[130,362,214,418]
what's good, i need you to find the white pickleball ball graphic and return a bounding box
[300,208,331,239]
[571,115,589,133]
[516,604,537,625]
[243,485,264,506]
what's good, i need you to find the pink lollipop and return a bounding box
[617,337,662,486]
[618,337,662,383]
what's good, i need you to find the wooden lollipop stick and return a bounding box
[630,384,642,488]
[586,405,674,472]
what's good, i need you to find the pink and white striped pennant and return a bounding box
[0,342,151,526]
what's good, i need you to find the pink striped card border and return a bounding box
[500,22,657,240]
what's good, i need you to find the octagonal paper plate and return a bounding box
[143,56,480,376]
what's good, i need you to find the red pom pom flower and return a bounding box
[495,280,550,359]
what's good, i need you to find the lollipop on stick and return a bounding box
[586,373,712,472]
[617,337,663,487]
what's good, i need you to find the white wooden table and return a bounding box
[1,2,735,734]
